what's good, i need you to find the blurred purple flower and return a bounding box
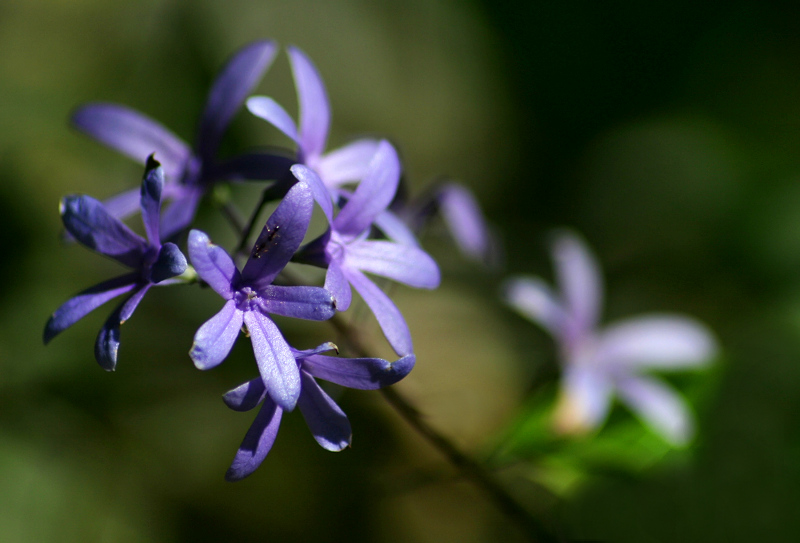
[188,181,334,411]
[44,156,188,370]
[72,40,294,237]
[292,141,440,357]
[503,232,717,445]
[223,342,415,481]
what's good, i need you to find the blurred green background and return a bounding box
[3,0,800,541]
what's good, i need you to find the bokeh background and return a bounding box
[3,0,800,541]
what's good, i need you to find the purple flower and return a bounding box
[503,232,717,445]
[223,342,415,481]
[188,181,335,411]
[292,141,440,357]
[44,156,188,370]
[72,40,294,237]
[246,45,380,191]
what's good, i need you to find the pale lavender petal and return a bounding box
[552,232,603,337]
[303,353,415,390]
[71,103,190,177]
[43,273,138,344]
[255,285,334,321]
[241,181,313,288]
[187,229,239,298]
[287,46,329,160]
[617,375,694,446]
[324,261,352,311]
[297,371,351,451]
[190,300,243,370]
[346,268,412,356]
[345,240,440,289]
[437,183,491,261]
[243,311,301,411]
[197,40,278,160]
[291,164,334,222]
[223,378,267,412]
[373,209,420,247]
[503,276,568,337]
[160,186,203,239]
[150,242,188,283]
[595,316,717,371]
[225,398,283,482]
[214,152,295,182]
[95,284,150,371]
[61,195,146,268]
[555,365,613,432]
[140,156,164,245]
[315,139,380,187]
[333,140,400,236]
[246,96,300,145]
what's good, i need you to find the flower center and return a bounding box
[234,287,259,311]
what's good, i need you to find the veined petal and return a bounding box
[95,284,150,371]
[243,311,301,411]
[344,240,440,289]
[190,300,243,370]
[553,365,613,435]
[225,398,283,482]
[346,268,412,356]
[255,285,335,321]
[241,181,313,289]
[315,139,380,188]
[43,274,139,344]
[61,195,146,269]
[617,375,694,446]
[140,156,165,245]
[246,96,300,145]
[437,183,491,261]
[187,229,239,298]
[551,231,603,338]
[297,371,351,451]
[291,164,334,223]
[303,353,415,390]
[197,40,278,160]
[214,152,295,182]
[373,209,420,247]
[595,315,717,371]
[287,46,329,160]
[333,140,401,237]
[160,186,203,239]
[223,378,267,412]
[503,276,568,337]
[325,260,352,311]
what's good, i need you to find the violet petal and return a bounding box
[255,285,335,321]
[374,209,420,247]
[94,284,149,371]
[324,260,352,311]
[187,229,240,298]
[190,300,243,370]
[297,371,351,451]
[503,276,568,337]
[287,45,330,160]
[345,240,440,289]
[225,398,283,482]
[160,185,204,239]
[437,183,491,261]
[617,375,693,446]
[140,156,165,245]
[243,311,301,411]
[290,164,334,222]
[552,231,603,338]
[223,377,267,412]
[302,353,415,390]
[315,139,380,187]
[151,242,188,283]
[246,96,300,145]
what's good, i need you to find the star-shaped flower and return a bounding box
[223,342,416,481]
[73,40,294,237]
[503,232,717,445]
[188,181,335,411]
[292,141,440,357]
[44,156,188,370]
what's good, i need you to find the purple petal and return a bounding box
[246,96,300,145]
[213,152,295,182]
[256,285,334,321]
[437,183,491,261]
[71,103,190,177]
[94,284,150,371]
[150,242,188,283]
[373,209,420,247]
[187,229,239,298]
[61,195,147,269]
[551,231,603,339]
[617,376,694,445]
[333,140,401,236]
[344,240,440,289]
[43,273,138,344]
[291,342,339,359]
[595,316,717,371]
[302,353,415,390]
[346,268,413,356]
[139,156,165,244]
[503,277,568,337]
[241,181,313,289]
[297,371,351,451]
[190,300,243,370]
[324,260,352,311]
[287,46,330,161]
[243,311,301,411]
[291,164,334,223]
[101,189,142,223]
[315,139,380,188]
[225,398,283,482]
[223,378,267,412]
[197,40,278,160]
[160,186,203,239]
[554,365,613,433]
